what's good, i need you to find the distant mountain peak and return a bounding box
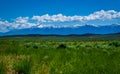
[0,24,120,36]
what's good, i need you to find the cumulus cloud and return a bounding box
[84,10,120,20]
[32,10,120,22]
[0,10,120,32]
[0,20,11,32]
[32,14,72,22]
[12,17,37,29]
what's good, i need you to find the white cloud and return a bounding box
[32,14,71,22]
[0,20,11,32]
[0,10,120,32]
[15,17,29,23]
[84,10,119,20]
[12,17,37,29]
[32,10,120,22]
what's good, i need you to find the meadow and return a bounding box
[0,36,120,74]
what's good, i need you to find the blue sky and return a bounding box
[0,0,120,32]
[0,0,120,19]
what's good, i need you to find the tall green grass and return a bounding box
[0,38,120,74]
[0,61,6,74]
[13,59,32,74]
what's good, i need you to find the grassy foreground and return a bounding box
[0,37,120,74]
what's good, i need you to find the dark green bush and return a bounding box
[24,44,31,48]
[33,44,39,49]
[85,45,92,48]
[57,44,67,49]
[108,41,120,47]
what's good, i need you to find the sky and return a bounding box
[0,0,120,32]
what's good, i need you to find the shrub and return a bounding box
[85,45,92,48]
[33,44,39,49]
[24,44,31,48]
[57,44,67,49]
[24,42,34,48]
[108,41,120,47]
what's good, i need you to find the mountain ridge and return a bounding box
[0,24,120,36]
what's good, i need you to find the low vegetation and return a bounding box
[0,37,120,74]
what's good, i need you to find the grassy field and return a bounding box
[0,37,120,74]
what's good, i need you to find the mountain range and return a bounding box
[0,24,120,36]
